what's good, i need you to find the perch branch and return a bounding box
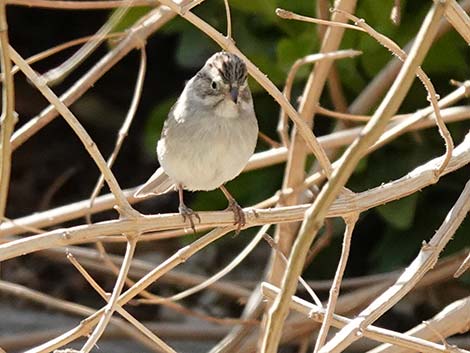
[1,131,469,262]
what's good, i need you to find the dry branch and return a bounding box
[0,2,15,220]
[319,178,470,353]
[1,131,469,262]
[368,296,470,353]
[262,283,470,353]
[261,4,447,351]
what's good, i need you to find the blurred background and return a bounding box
[2,0,470,351]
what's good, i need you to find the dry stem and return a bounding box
[0,2,15,220]
[261,4,447,352]
[319,177,470,353]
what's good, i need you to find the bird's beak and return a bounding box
[229,86,239,103]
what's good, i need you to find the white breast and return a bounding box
[157,98,258,191]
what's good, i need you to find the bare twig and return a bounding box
[87,47,147,222]
[80,236,138,352]
[7,0,157,9]
[442,0,470,44]
[0,2,15,220]
[2,132,470,262]
[367,296,470,353]
[319,178,470,353]
[277,49,362,147]
[454,251,470,277]
[10,5,177,151]
[261,283,470,353]
[40,0,134,85]
[144,225,270,303]
[223,0,232,39]
[68,252,178,353]
[313,213,359,352]
[261,4,447,352]
[391,0,401,24]
[3,32,125,80]
[9,46,138,218]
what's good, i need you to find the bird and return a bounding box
[134,51,258,232]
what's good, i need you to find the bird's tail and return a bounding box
[134,168,175,198]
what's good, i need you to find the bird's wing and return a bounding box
[134,167,175,198]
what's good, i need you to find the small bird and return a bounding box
[135,52,258,231]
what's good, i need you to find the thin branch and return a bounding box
[2,32,125,80]
[261,3,447,352]
[7,0,158,9]
[87,47,147,222]
[0,280,160,351]
[9,46,139,218]
[391,0,401,25]
[145,225,270,303]
[313,213,359,352]
[80,237,138,353]
[277,49,362,147]
[262,232,322,308]
[24,227,236,353]
[68,252,178,353]
[319,178,470,353]
[0,1,15,220]
[40,0,134,85]
[223,0,232,39]
[367,296,470,353]
[2,132,470,262]
[442,0,470,44]
[349,0,470,115]
[261,283,470,353]
[10,5,177,151]
[454,250,470,277]
[276,8,364,32]
[333,8,454,174]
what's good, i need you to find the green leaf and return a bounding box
[376,194,418,230]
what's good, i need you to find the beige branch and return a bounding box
[261,283,470,353]
[261,3,447,352]
[80,237,137,352]
[10,5,177,151]
[319,178,470,353]
[87,47,147,221]
[0,2,15,220]
[314,214,359,352]
[7,0,157,9]
[9,46,138,218]
[367,296,470,353]
[1,131,469,262]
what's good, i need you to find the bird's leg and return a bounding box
[220,185,245,233]
[177,184,200,233]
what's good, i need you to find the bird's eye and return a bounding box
[211,81,218,90]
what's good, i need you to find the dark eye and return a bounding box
[211,81,218,90]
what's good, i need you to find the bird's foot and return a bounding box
[226,200,246,234]
[178,204,201,233]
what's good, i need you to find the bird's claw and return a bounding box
[178,204,200,233]
[226,201,245,234]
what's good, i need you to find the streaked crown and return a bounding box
[205,52,247,85]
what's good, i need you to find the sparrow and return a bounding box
[135,52,258,232]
